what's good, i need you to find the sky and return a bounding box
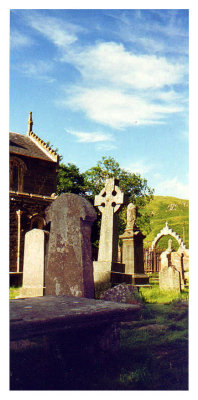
[9,8,189,199]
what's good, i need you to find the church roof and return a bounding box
[10,131,58,163]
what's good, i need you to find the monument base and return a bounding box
[111,272,149,285]
[19,287,44,298]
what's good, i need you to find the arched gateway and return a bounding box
[150,222,187,251]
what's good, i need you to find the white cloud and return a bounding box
[10,30,33,48]
[66,129,114,143]
[27,14,80,48]
[66,42,186,90]
[123,160,154,175]
[64,86,183,129]
[18,60,55,82]
[155,177,189,199]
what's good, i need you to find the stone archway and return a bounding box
[150,222,187,251]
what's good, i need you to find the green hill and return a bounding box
[141,196,189,250]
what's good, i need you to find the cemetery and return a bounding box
[10,171,189,390]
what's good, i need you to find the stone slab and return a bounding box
[10,296,140,390]
[10,295,140,340]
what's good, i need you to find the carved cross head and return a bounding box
[94,178,125,214]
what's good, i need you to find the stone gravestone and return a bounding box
[93,178,126,290]
[45,193,97,298]
[159,265,181,292]
[160,239,172,271]
[20,229,49,298]
[119,203,149,285]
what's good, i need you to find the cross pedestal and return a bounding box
[93,178,126,291]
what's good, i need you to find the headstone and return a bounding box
[170,249,186,289]
[45,193,97,298]
[20,229,49,297]
[160,241,186,289]
[159,265,181,292]
[160,239,172,271]
[119,203,149,284]
[93,178,126,289]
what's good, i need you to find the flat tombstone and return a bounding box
[20,229,48,297]
[45,193,97,298]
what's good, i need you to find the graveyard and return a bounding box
[10,176,189,391]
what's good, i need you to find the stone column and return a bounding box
[16,210,23,272]
[119,203,149,285]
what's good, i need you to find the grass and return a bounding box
[9,286,20,299]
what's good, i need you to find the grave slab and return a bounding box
[10,296,140,390]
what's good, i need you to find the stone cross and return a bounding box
[94,178,125,263]
[126,203,136,230]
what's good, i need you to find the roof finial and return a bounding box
[27,111,33,135]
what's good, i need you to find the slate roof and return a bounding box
[10,132,56,162]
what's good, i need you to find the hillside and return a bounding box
[141,196,189,250]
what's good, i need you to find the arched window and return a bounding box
[10,157,27,192]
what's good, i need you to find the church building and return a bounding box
[10,112,59,285]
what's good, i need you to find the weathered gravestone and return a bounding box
[20,229,49,298]
[159,265,181,292]
[45,193,97,298]
[160,240,186,290]
[119,203,149,285]
[93,178,126,289]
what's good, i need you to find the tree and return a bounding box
[56,163,87,196]
[84,157,154,236]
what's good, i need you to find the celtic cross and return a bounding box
[94,178,125,263]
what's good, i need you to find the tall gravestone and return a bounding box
[45,193,97,298]
[20,229,49,298]
[119,203,149,284]
[93,178,126,289]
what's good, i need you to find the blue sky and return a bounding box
[10,8,189,199]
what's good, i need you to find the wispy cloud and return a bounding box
[10,30,33,48]
[17,60,55,83]
[64,42,186,90]
[26,13,83,48]
[123,160,155,176]
[63,86,183,129]
[155,177,189,199]
[66,129,114,143]
[59,40,187,128]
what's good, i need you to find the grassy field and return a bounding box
[141,195,189,250]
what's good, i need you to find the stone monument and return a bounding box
[119,203,149,284]
[93,178,126,289]
[45,193,97,298]
[20,229,49,298]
